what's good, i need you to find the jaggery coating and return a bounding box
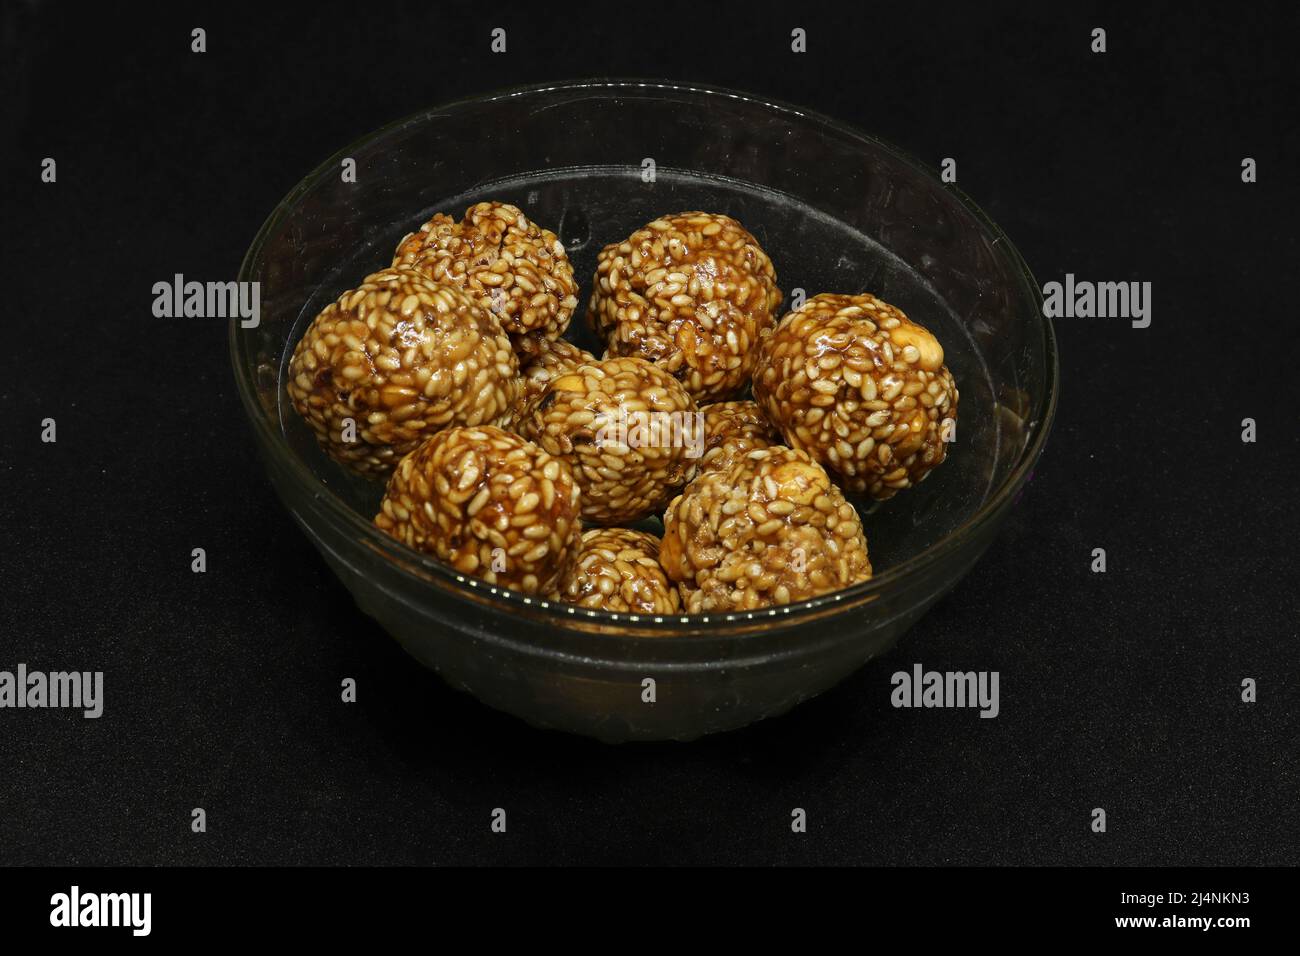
[660,446,873,612]
[554,528,682,615]
[287,267,520,478]
[519,356,700,525]
[392,201,579,358]
[588,212,782,403]
[695,400,781,479]
[374,426,581,595]
[753,292,958,499]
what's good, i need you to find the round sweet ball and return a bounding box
[392,201,579,358]
[554,528,682,615]
[588,211,782,403]
[518,336,599,411]
[374,425,582,595]
[660,446,873,613]
[519,356,699,525]
[696,400,781,479]
[753,292,958,500]
[287,267,520,478]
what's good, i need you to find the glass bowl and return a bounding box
[231,80,1057,742]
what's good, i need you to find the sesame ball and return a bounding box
[660,446,873,612]
[287,267,520,478]
[392,201,579,358]
[695,400,781,479]
[554,528,682,615]
[753,292,958,500]
[374,425,582,595]
[518,337,599,410]
[519,356,700,525]
[588,212,782,403]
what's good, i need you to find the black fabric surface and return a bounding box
[2,1,1296,866]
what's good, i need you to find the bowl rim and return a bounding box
[231,77,1060,632]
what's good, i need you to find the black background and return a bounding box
[1,0,1296,866]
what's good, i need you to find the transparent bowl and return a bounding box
[231,80,1057,742]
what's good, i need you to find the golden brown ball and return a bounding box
[661,446,872,612]
[393,201,578,358]
[554,528,682,615]
[588,212,781,403]
[515,337,599,421]
[695,400,781,480]
[374,425,582,595]
[754,292,958,499]
[288,268,519,478]
[520,356,701,525]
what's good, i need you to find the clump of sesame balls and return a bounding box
[588,212,782,403]
[289,197,965,618]
[287,267,520,477]
[660,446,873,612]
[554,528,682,615]
[520,356,700,525]
[695,400,781,480]
[392,201,579,358]
[754,292,958,499]
[374,425,581,595]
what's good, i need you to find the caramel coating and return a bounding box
[374,426,581,595]
[519,356,700,525]
[588,212,782,403]
[660,446,872,612]
[392,201,579,358]
[287,268,520,478]
[753,292,958,499]
[695,400,781,479]
[554,528,682,615]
